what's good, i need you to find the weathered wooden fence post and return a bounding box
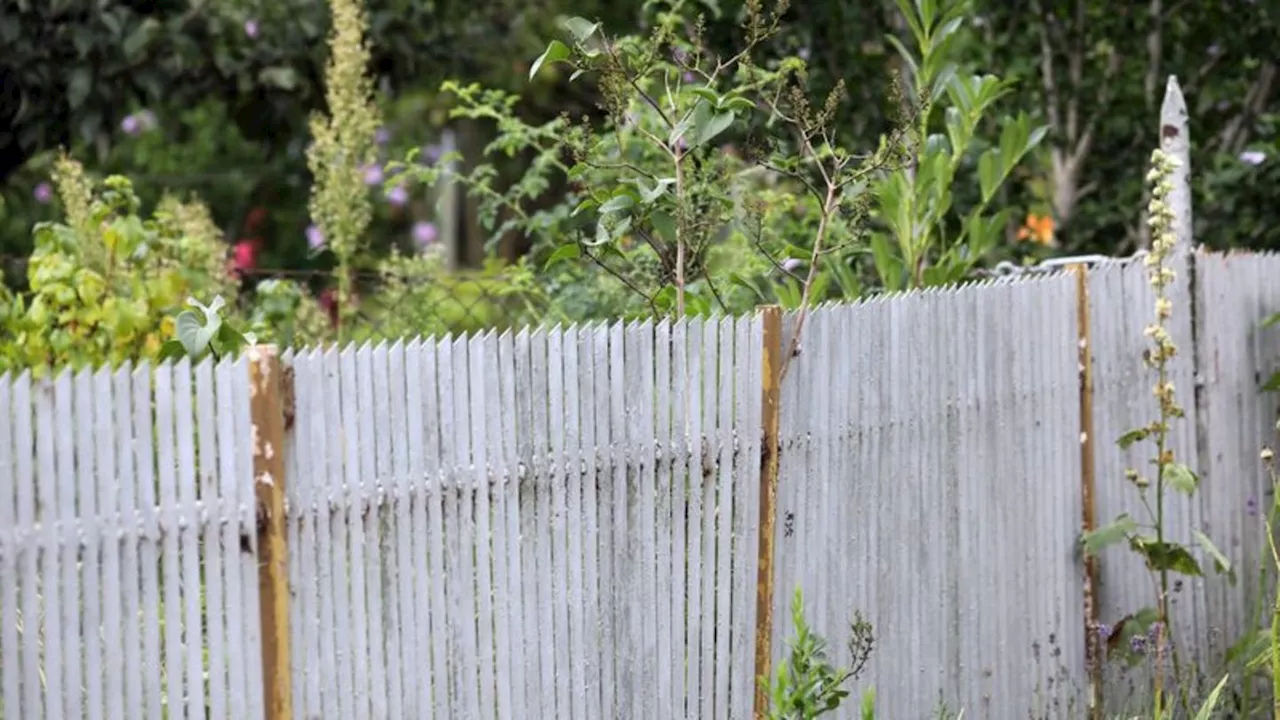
[753,305,783,719]
[248,345,292,720]
[1072,265,1103,720]
[1159,75,1192,255]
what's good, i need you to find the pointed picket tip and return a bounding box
[1160,75,1189,151]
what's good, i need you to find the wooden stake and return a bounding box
[248,345,292,720]
[753,305,783,719]
[1073,266,1103,719]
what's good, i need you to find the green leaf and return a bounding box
[67,68,91,109]
[690,104,735,148]
[174,310,216,359]
[1162,462,1198,495]
[561,16,600,42]
[157,339,187,362]
[530,40,572,80]
[870,233,902,291]
[977,149,1000,203]
[1082,513,1137,555]
[689,87,720,104]
[258,66,298,90]
[543,243,581,270]
[1117,427,1149,449]
[175,295,226,359]
[1263,311,1280,328]
[1133,538,1203,576]
[1194,530,1235,584]
[598,194,635,215]
[1194,674,1230,720]
[1263,370,1280,392]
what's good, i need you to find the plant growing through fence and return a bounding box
[1080,148,1234,716]
[763,588,878,720]
[0,155,236,376]
[868,0,1048,291]
[305,0,382,340]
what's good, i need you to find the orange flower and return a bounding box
[1017,213,1056,247]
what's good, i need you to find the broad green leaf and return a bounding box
[157,339,187,362]
[1162,462,1198,495]
[689,102,735,148]
[1194,530,1235,584]
[689,87,720,105]
[530,40,572,80]
[1263,370,1280,392]
[1263,311,1280,328]
[561,16,599,42]
[1117,427,1149,449]
[175,309,217,359]
[598,194,636,215]
[543,243,581,270]
[1133,538,1203,576]
[1082,513,1137,554]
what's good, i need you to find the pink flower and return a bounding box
[121,115,141,135]
[244,19,259,38]
[413,221,438,248]
[363,163,384,185]
[231,240,259,276]
[33,182,53,204]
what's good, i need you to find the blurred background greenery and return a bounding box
[0,0,1275,346]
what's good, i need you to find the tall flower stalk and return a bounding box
[1082,148,1234,716]
[306,0,381,340]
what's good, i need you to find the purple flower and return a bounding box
[781,257,802,272]
[121,115,141,135]
[683,71,696,83]
[306,224,325,250]
[1129,634,1147,654]
[420,143,444,165]
[1241,150,1267,166]
[1095,623,1112,640]
[363,162,384,185]
[33,182,53,204]
[797,46,811,61]
[375,127,391,145]
[412,221,438,248]
[386,184,409,207]
[244,19,259,38]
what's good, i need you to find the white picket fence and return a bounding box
[3,249,1280,720]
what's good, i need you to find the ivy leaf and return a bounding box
[175,295,226,359]
[1194,530,1236,585]
[530,40,572,80]
[1082,513,1138,555]
[1162,463,1199,495]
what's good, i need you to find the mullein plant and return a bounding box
[306,0,382,340]
[1081,148,1234,718]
